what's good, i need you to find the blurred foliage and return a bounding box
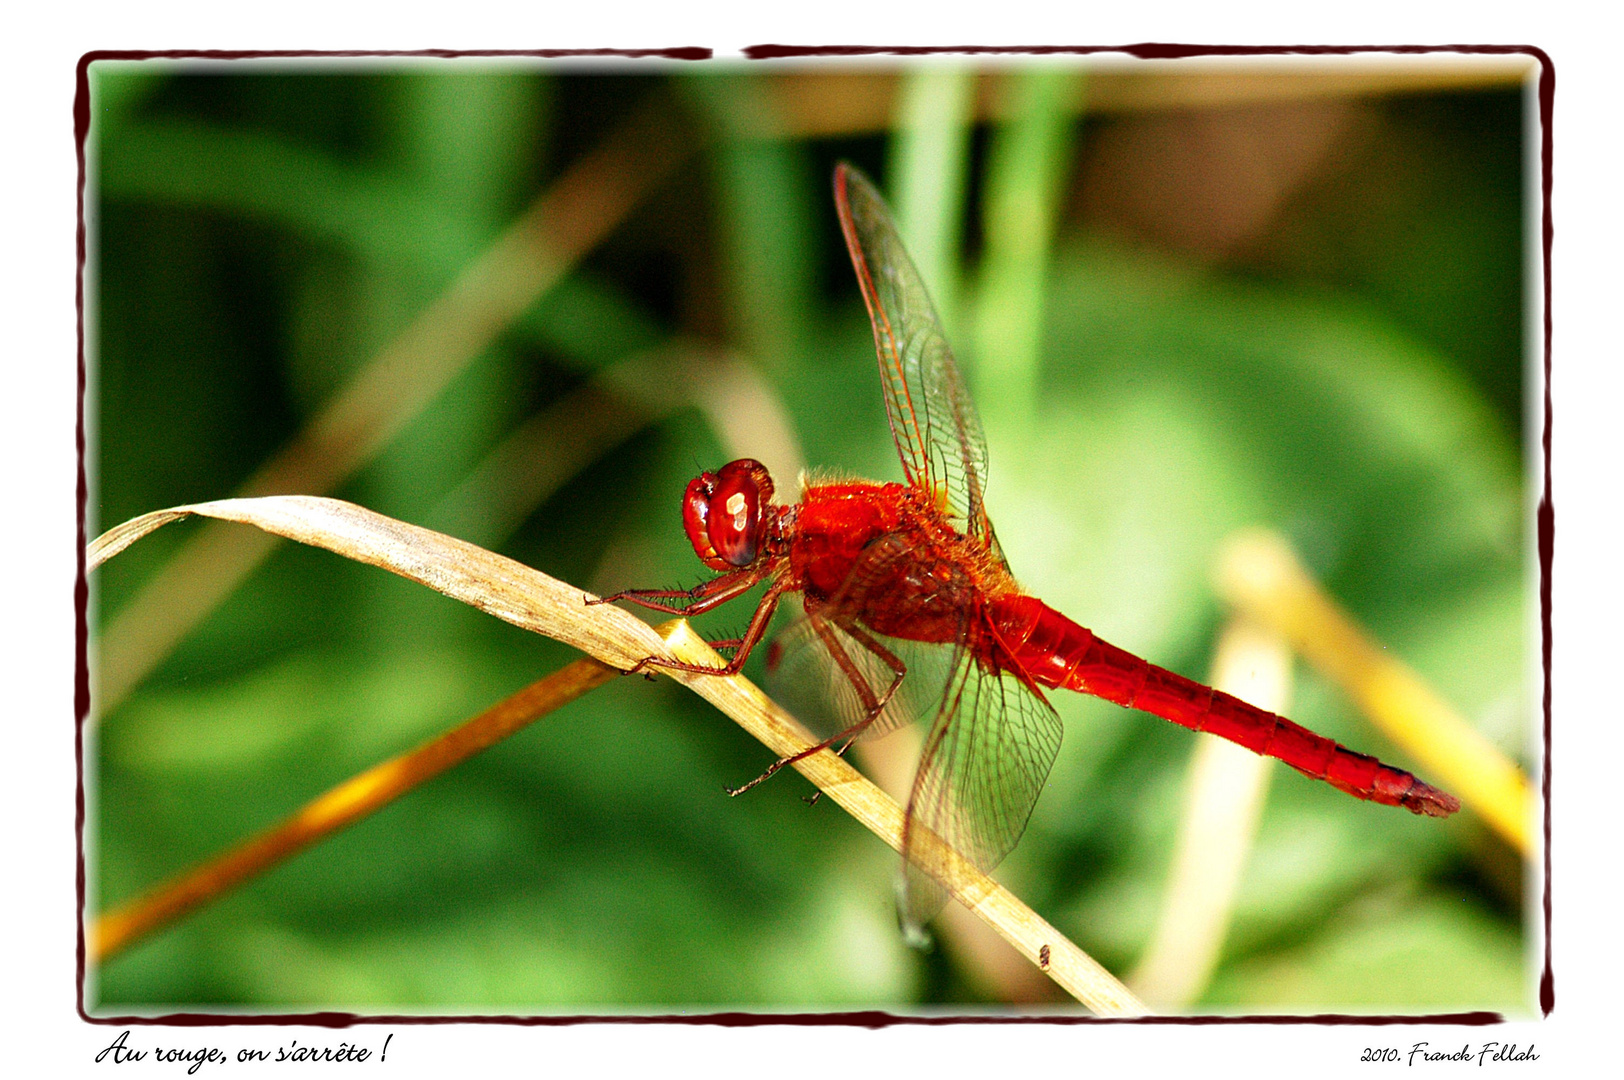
[88,62,1532,1014]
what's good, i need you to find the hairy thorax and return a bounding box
[789,479,1018,646]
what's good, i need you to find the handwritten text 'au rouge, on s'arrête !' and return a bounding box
[95,1031,394,1073]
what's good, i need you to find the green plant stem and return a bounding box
[887,66,976,338]
[94,655,618,963]
[973,68,1081,438]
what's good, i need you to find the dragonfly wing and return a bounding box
[767,535,960,743]
[765,607,935,743]
[835,163,999,551]
[898,651,1064,943]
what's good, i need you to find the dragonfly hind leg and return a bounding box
[726,616,908,797]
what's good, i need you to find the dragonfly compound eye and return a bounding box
[681,472,724,569]
[707,459,774,567]
[681,459,775,570]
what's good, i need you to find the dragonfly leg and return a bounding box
[800,731,867,808]
[590,565,789,677]
[625,581,787,679]
[726,614,908,797]
[587,565,763,616]
[833,619,909,720]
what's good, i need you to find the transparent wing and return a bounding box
[767,602,956,744]
[898,651,1064,943]
[834,163,1000,555]
[766,533,959,744]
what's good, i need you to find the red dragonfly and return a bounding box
[599,162,1459,940]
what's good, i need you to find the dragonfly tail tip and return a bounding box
[1409,782,1462,818]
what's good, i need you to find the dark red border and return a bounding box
[80,47,712,63]
[87,1009,1505,1029]
[75,43,1554,1031]
[744,43,1544,61]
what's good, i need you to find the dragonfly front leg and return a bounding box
[636,581,786,678]
[726,615,908,797]
[589,565,772,674]
[588,565,763,616]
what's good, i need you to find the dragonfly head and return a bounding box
[683,458,778,571]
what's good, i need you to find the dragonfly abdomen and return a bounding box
[989,595,1459,817]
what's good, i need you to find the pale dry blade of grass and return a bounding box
[1128,617,1290,1010]
[660,621,1147,1017]
[94,96,695,714]
[94,496,666,669]
[88,496,1148,1015]
[1216,528,1533,855]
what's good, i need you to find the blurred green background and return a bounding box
[88,59,1534,1013]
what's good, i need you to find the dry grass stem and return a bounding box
[90,497,1146,1014]
[94,96,695,714]
[658,621,1148,1016]
[430,344,803,552]
[856,726,1061,1003]
[93,656,618,962]
[94,497,672,671]
[429,377,660,549]
[758,60,1535,138]
[1216,529,1533,855]
[675,352,807,488]
[1129,617,1290,1010]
